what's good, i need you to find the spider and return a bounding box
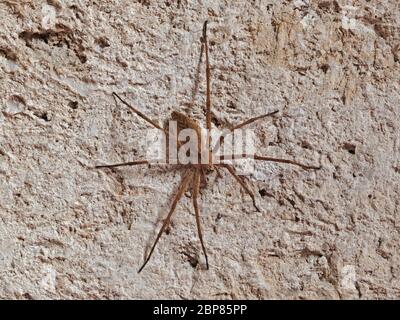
[95,21,320,273]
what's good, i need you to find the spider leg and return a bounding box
[210,110,278,155]
[95,160,149,169]
[218,154,321,170]
[192,168,209,269]
[253,155,321,170]
[203,21,211,134]
[112,92,165,132]
[138,169,194,273]
[188,36,205,109]
[219,164,260,212]
[202,21,213,168]
[230,110,279,131]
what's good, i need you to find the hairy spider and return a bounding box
[96,21,320,273]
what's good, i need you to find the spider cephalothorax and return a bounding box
[96,21,320,272]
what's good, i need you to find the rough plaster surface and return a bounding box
[0,0,399,299]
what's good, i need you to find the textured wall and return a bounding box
[0,0,399,299]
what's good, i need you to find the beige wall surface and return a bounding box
[0,0,399,299]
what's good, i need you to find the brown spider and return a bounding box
[96,21,320,273]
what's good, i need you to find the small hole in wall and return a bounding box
[182,251,199,268]
[342,143,356,154]
[187,255,198,268]
[95,37,110,49]
[22,293,33,300]
[320,64,330,73]
[259,189,272,197]
[68,101,78,109]
[34,111,51,122]
[226,101,236,109]
[301,140,312,149]
[77,54,87,63]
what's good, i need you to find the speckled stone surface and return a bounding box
[0,0,399,299]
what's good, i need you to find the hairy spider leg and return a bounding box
[138,169,194,273]
[112,92,165,132]
[218,154,321,170]
[192,168,209,269]
[230,110,279,131]
[202,21,213,169]
[219,164,260,212]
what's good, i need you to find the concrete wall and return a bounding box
[0,0,399,299]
